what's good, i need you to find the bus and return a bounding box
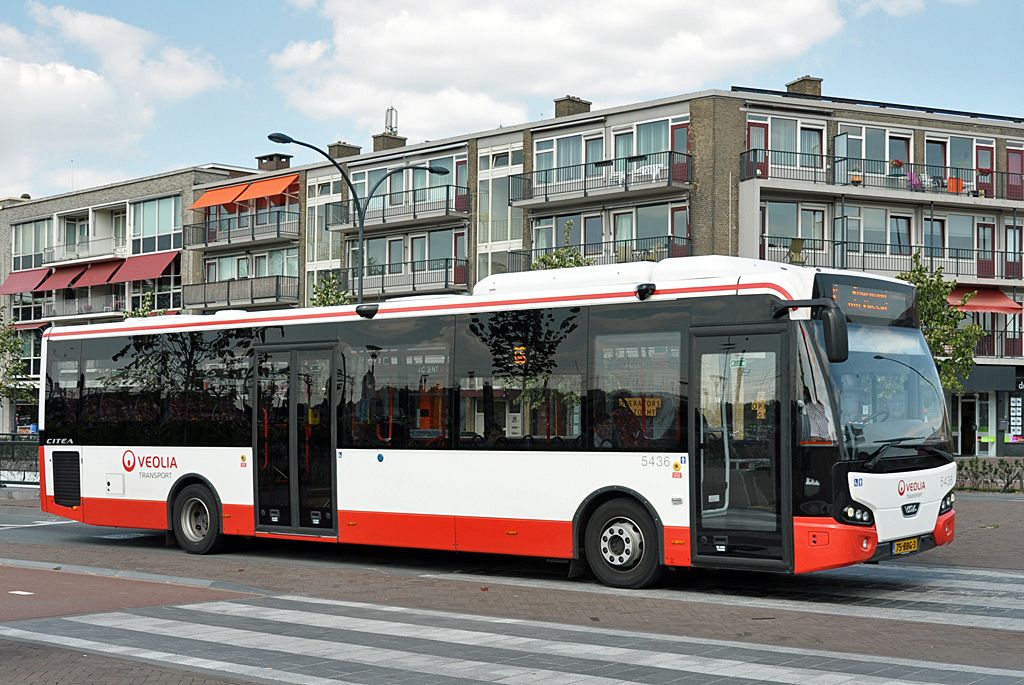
[37,256,956,589]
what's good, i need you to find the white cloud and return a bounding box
[0,6,229,198]
[852,0,925,15]
[270,0,845,143]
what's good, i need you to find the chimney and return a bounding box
[372,132,407,152]
[554,95,592,118]
[256,153,292,171]
[786,75,822,98]
[329,141,362,159]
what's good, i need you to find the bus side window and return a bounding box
[455,307,587,450]
[588,303,689,453]
[45,340,81,443]
[80,335,162,447]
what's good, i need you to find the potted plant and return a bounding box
[890,158,905,170]
[977,167,992,177]
[850,167,862,185]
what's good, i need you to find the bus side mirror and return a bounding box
[821,306,849,363]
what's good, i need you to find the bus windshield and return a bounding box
[817,323,950,459]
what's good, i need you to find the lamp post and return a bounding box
[268,133,449,304]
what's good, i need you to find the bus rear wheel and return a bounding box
[173,484,225,554]
[585,499,663,589]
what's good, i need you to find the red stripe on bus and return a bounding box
[38,447,47,514]
[792,517,877,574]
[44,281,794,339]
[933,510,955,546]
[45,496,84,521]
[663,526,691,567]
[454,517,573,558]
[222,504,255,537]
[83,497,166,530]
[337,511,457,550]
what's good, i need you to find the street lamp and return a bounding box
[268,133,449,304]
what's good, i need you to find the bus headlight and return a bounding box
[842,504,873,526]
[939,490,955,515]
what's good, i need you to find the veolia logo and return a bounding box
[898,479,925,496]
[898,480,905,495]
[123,450,136,472]
[123,449,177,472]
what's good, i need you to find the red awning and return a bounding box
[13,321,48,330]
[948,286,1023,314]
[189,183,249,210]
[108,251,178,284]
[74,260,125,288]
[35,264,87,292]
[0,268,50,295]
[235,173,299,201]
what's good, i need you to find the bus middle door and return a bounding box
[690,328,792,570]
[255,346,337,536]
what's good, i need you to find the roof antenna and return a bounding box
[384,105,398,135]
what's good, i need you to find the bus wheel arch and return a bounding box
[572,487,664,588]
[167,475,226,554]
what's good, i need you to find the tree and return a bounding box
[309,273,354,307]
[897,251,985,392]
[0,306,30,403]
[531,220,595,271]
[123,291,167,319]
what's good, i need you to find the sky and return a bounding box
[0,0,1015,200]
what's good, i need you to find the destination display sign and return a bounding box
[831,283,908,317]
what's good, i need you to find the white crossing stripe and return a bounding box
[0,626,355,685]
[71,607,957,685]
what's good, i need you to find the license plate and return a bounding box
[891,538,918,555]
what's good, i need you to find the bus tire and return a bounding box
[585,498,662,589]
[172,484,225,555]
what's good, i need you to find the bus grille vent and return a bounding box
[52,451,81,508]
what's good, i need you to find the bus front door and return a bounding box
[691,330,792,570]
[256,348,337,536]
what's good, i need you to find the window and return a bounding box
[131,258,181,311]
[411,236,426,270]
[889,137,910,167]
[479,155,490,171]
[534,217,553,250]
[65,217,88,250]
[456,307,586,449]
[388,238,403,273]
[948,215,973,258]
[839,125,863,162]
[493,153,509,167]
[130,196,181,255]
[18,328,42,377]
[491,179,509,241]
[838,206,861,250]
[586,138,604,177]
[926,140,946,176]
[766,202,822,246]
[800,128,822,168]
[767,201,798,238]
[923,218,945,257]
[863,207,887,252]
[950,137,973,170]
[584,216,603,253]
[770,117,797,165]
[614,213,633,243]
[237,256,249,280]
[636,120,669,156]
[636,205,669,241]
[12,292,46,323]
[801,208,824,246]
[477,180,490,243]
[13,218,52,271]
[511,149,523,166]
[536,140,554,172]
[890,215,912,255]
[614,132,633,171]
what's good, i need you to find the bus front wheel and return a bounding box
[585,499,663,589]
[172,484,226,554]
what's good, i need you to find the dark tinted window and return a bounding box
[338,316,454,449]
[44,340,80,442]
[588,302,688,451]
[456,307,587,450]
[80,335,163,446]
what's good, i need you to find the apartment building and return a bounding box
[0,164,254,430]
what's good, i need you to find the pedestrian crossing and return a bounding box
[3,592,1024,685]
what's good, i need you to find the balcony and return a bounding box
[44,293,125,318]
[183,275,299,309]
[327,186,469,231]
[183,212,300,249]
[43,236,127,264]
[510,151,690,208]
[508,236,689,272]
[976,330,1023,358]
[343,258,469,299]
[761,235,1024,281]
[741,150,1024,201]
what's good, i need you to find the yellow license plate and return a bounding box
[892,538,918,555]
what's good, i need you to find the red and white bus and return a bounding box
[38,256,956,588]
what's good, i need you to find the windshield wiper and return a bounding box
[862,436,927,470]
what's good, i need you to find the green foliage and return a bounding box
[957,456,1024,492]
[309,273,354,307]
[530,220,595,271]
[897,251,985,392]
[123,291,167,319]
[0,306,30,403]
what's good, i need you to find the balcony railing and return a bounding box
[976,329,1023,358]
[44,293,125,318]
[343,258,469,296]
[326,186,469,229]
[761,234,1024,280]
[741,149,1024,201]
[183,211,300,248]
[183,275,299,308]
[510,151,691,203]
[44,236,127,264]
[508,236,689,272]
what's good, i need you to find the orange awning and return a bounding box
[14,321,48,330]
[36,265,87,292]
[948,287,1023,315]
[108,251,179,284]
[235,173,299,202]
[189,183,249,210]
[74,260,125,288]
[0,268,49,295]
